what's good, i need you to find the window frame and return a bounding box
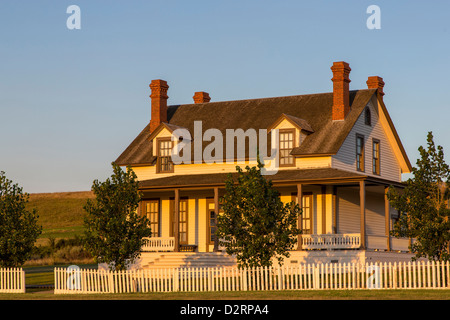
[291,192,313,235]
[169,197,189,245]
[156,137,174,173]
[372,138,381,175]
[278,128,296,167]
[206,198,223,246]
[140,199,160,237]
[356,134,365,172]
[364,107,371,126]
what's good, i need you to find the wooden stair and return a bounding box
[139,252,237,269]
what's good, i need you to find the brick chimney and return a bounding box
[193,91,211,104]
[366,76,385,98]
[331,61,351,121]
[149,79,169,133]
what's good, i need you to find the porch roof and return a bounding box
[138,168,373,190]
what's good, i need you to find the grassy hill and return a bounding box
[26,191,94,246]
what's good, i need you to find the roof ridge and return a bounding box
[167,89,374,107]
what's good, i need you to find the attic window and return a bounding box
[364,107,371,126]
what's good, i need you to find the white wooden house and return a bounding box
[116,61,414,269]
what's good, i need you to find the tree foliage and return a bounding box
[0,171,42,267]
[216,160,301,268]
[83,163,151,271]
[388,132,450,261]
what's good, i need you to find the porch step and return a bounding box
[140,252,237,269]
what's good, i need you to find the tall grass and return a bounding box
[24,191,95,266]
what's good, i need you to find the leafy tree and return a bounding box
[0,171,42,267]
[387,132,450,261]
[83,163,152,271]
[216,160,301,268]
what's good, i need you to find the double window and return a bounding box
[355,134,381,175]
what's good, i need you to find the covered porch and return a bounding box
[137,168,410,254]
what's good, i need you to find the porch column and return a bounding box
[297,183,303,251]
[332,186,337,234]
[385,186,391,251]
[213,187,219,252]
[174,188,180,252]
[360,181,366,249]
[321,186,326,234]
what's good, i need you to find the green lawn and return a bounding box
[24,264,98,286]
[1,289,450,300]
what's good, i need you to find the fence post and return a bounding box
[243,268,248,291]
[313,264,320,290]
[447,261,450,288]
[54,268,58,294]
[278,267,283,290]
[393,262,397,289]
[173,268,179,292]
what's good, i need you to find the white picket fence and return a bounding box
[0,268,26,293]
[54,260,450,294]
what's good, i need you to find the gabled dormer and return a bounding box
[149,122,190,173]
[268,113,314,167]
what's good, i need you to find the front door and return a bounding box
[302,194,313,234]
[292,192,313,234]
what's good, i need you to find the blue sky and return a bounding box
[0,1,449,193]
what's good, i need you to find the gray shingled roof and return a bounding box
[116,89,377,166]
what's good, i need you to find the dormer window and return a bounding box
[267,114,313,168]
[279,129,295,167]
[364,107,371,126]
[156,138,174,173]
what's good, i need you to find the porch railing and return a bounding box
[301,233,361,250]
[142,237,175,252]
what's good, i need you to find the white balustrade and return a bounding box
[301,233,361,250]
[141,237,175,252]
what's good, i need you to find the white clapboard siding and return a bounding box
[54,261,450,294]
[332,100,401,182]
[336,188,387,243]
[0,268,26,293]
[336,188,360,234]
[365,190,386,236]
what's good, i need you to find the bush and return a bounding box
[26,236,93,266]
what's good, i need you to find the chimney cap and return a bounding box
[331,61,351,68]
[149,79,169,99]
[366,76,385,96]
[331,61,351,121]
[150,79,169,87]
[331,61,351,82]
[193,91,211,104]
